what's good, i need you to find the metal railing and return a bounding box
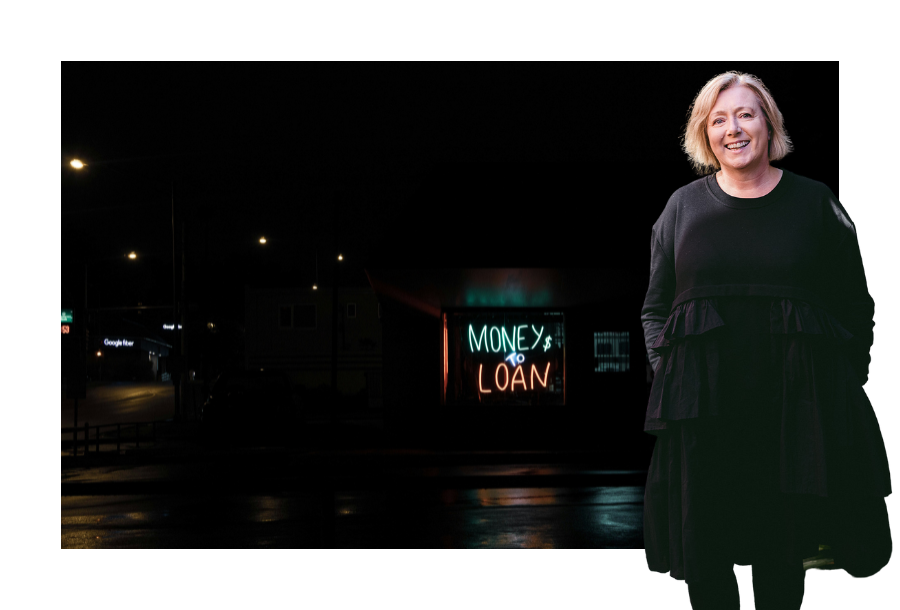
[61,420,199,456]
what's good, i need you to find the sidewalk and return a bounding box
[61,415,642,467]
[61,414,647,495]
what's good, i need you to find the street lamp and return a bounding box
[259,236,267,244]
[84,252,140,310]
[66,155,185,420]
[313,250,319,290]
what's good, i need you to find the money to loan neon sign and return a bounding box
[466,322,557,394]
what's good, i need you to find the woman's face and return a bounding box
[706,85,771,174]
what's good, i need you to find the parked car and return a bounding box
[201,369,302,445]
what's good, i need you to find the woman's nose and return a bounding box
[727,118,742,135]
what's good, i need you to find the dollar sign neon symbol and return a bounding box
[543,337,552,351]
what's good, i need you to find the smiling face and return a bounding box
[706,85,772,175]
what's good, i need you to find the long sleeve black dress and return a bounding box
[640,169,891,583]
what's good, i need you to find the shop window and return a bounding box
[594,331,630,372]
[443,310,566,406]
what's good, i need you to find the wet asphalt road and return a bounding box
[61,381,645,549]
[61,485,643,549]
[61,381,174,428]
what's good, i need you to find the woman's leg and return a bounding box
[751,556,805,610]
[687,567,739,610]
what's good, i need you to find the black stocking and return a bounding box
[752,558,805,610]
[687,568,739,610]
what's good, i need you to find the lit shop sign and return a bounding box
[61,309,73,323]
[162,324,183,330]
[468,324,553,392]
[61,325,70,334]
[103,338,135,348]
[444,312,565,405]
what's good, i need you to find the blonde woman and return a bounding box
[640,71,891,609]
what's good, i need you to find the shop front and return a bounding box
[95,335,171,382]
[367,268,652,460]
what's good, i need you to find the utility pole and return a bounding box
[171,179,183,420]
[330,192,340,425]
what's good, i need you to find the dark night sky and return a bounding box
[61,62,841,326]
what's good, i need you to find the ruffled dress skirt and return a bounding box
[643,297,892,583]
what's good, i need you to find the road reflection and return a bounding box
[62,486,644,549]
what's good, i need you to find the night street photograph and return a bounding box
[40,51,897,610]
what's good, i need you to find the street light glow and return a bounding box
[312,284,318,290]
[128,252,137,259]
[259,237,267,244]
[70,159,86,169]
[337,254,343,261]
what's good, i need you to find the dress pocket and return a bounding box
[645,299,726,429]
[769,298,890,498]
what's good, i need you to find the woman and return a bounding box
[640,71,892,609]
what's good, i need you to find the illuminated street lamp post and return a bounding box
[331,198,342,421]
[69,157,186,420]
[313,250,319,290]
[65,252,138,438]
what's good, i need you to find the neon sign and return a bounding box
[445,312,565,406]
[478,361,551,393]
[61,325,70,334]
[467,324,552,353]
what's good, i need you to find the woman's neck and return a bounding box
[716,165,783,198]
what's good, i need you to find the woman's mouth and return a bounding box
[726,141,749,150]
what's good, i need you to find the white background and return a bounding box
[5,2,895,609]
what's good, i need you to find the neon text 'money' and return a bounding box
[468,324,552,353]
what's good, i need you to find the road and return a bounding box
[60,381,645,549]
[61,485,644,549]
[61,381,175,428]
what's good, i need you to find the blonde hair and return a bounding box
[683,71,793,175]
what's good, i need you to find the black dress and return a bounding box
[640,170,892,583]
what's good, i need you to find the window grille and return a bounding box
[594,331,630,372]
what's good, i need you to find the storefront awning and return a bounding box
[366,268,644,316]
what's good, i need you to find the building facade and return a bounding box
[244,285,383,409]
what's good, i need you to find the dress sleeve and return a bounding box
[641,231,676,373]
[832,220,875,385]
